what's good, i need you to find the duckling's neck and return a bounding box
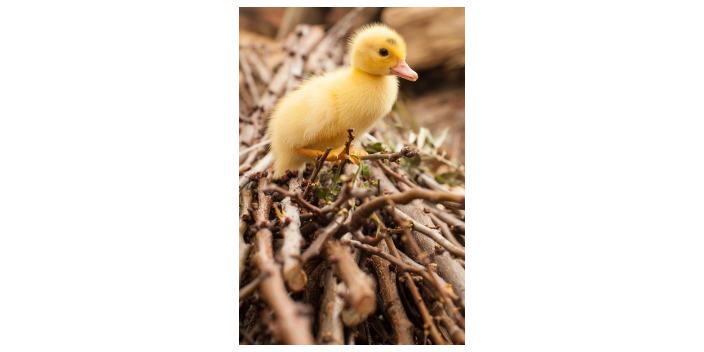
[350,68,396,83]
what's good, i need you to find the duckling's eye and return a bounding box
[379,48,388,57]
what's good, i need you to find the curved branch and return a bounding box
[348,188,465,231]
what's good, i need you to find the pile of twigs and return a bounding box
[239,9,465,345]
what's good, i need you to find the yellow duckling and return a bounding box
[268,23,418,178]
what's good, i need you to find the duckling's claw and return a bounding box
[325,145,348,162]
[344,148,368,165]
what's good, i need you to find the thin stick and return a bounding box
[300,210,347,263]
[239,276,261,301]
[264,184,328,224]
[348,188,465,230]
[381,223,446,345]
[427,204,465,231]
[360,146,419,162]
[239,153,273,191]
[428,212,463,249]
[392,207,465,258]
[302,146,332,200]
[342,239,429,278]
[239,138,271,158]
[239,184,253,282]
[240,51,260,102]
[431,302,465,345]
[389,204,465,330]
[376,160,416,189]
[239,146,266,174]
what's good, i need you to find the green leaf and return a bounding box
[363,141,384,154]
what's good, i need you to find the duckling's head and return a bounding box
[348,24,418,81]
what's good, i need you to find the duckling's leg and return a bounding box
[295,145,368,165]
[295,145,347,162]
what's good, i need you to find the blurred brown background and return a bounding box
[240,7,465,162]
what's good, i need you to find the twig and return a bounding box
[370,166,466,308]
[240,184,252,282]
[264,184,328,224]
[327,239,376,327]
[360,146,419,162]
[239,276,261,301]
[370,239,415,344]
[428,212,463,249]
[431,302,465,345]
[240,51,260,102]
[302,146,332,200]
[376,160,416,189]
[439,201,464,210]
[392,208,465,259]
[316,266,345,344]
[426,204,465,233]
[240,326,256,345]
[286,26,306,94]
[381,224,446,345]
[300,210,347,263]
[348,187,465,231]
[247,50,271,84]
[342,239,429,278]
[344,128,354,156]
[389,204,465,330]
[239,138,271,158]
[239,153,273,191]
[239,146,266,174]
[255,177,273,228]
[253,228,314,344]
[280,177,308,292]
[239,78,255,113]
[417,171,453,194]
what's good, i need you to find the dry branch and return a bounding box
[371,240,415,344]
[240,184,254,282]
[389,204,465,330]
[239,276,261,301]
[428,212,463,249]
[392,207,465,258]
[239,153,273,191]
[300,210,347,263]
[427,204,465,233]
[327,239,376,327]
[302,146,332,200]
[253,228,314,345]
[316,266,345,344]
[280,177,307,292]
[382,228,446,345]
[431,302,465,345]
[361,146,419,162]
[370,166,466,306]
[240,51,260,102]
[348,186,464,231]
[255,177,273,227]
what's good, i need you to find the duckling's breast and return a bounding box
[332,74,398,138]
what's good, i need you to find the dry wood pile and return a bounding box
[239,8,466,345]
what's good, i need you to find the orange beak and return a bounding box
[390,60,418,81]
